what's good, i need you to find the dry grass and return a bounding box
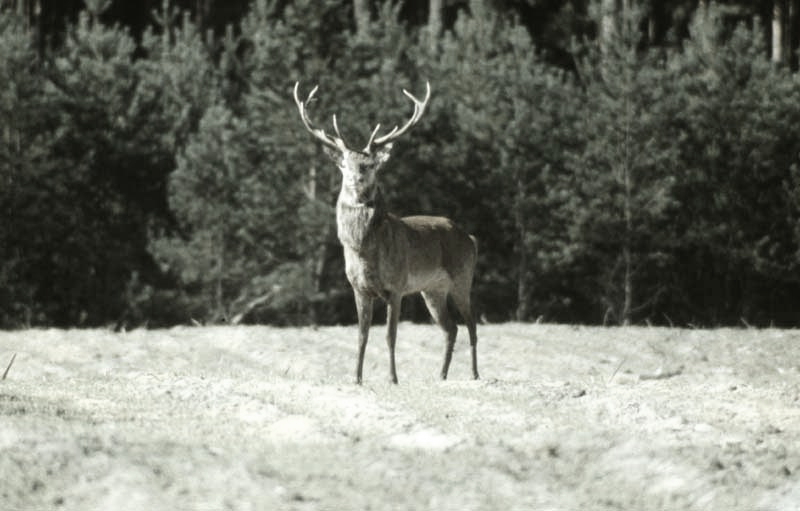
[1,323,799,510]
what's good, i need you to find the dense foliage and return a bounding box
[3,0,800,327]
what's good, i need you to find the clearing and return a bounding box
[1,323,799,510]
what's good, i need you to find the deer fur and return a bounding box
[294,81,479,384]
[330,146,479,384]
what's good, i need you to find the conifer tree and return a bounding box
[150,0,358,323]
[417,2,581,321]
[668,6,800,324]
[568,4,681,324]
[0,10,50,326]
[31,3,171,325]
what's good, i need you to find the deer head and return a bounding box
[293,81,431,202]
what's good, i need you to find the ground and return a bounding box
[1,323,799,510]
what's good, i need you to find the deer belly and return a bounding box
[403,267,451,294]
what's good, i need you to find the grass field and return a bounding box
[1,323,799,510]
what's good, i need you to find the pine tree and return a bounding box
[150,0,358,324]
[428,2,580,321]
[150,105,281,322]
[0,9,50,326]
[669,5,800,324]
[26,3,170,325]
[568,4,681,324]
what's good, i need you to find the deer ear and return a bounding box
[323,146,342,164]
[374,143,394,164]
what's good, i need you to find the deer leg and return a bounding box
[452,292,479,380]
[386,293,401,384]
[421,291,457,380]
[354,291,373,384]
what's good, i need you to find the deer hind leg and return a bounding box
[386,293,401,384]
[451,290,479,380]
[354,291,373,385]
[421,291,457,380]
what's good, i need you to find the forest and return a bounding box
[3,0,800,328]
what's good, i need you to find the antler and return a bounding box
[364,81,431,153]
[293,82,351,152]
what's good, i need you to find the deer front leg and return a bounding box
[386,293,401,384]
[354,291,373,384]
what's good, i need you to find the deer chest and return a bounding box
[342,245,383,295]
[337,198,410,297]
[339,228,408,298]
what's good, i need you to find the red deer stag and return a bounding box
[293,81,479,384]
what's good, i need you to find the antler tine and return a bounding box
[366,81,431,152]
[331,115,351,151]
[364,124,383,152]
[307,84,319,103]
[293,82,350,152]
[332,114,344,140]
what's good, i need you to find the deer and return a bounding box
[293,81,479,384]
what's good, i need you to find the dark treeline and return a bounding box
[3,0,800,328]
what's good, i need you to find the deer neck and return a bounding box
[336,185,387,251]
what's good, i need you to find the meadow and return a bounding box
[1,323,799,510]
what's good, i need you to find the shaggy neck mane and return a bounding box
[336,186,387,251]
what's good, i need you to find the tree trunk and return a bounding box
[773,0,786,64]
[621,85,633,326]
[647,6,656,45]
[790,0,798,69]
[620,161,633,326]
[428,0,443,52]
[515,170,529,322]
[305,165,333,325]
[622,240,633,325]
[353,0,370,38]
[600,0,617,56]
[214,231,226,322]
[12,0,42,53]
[195,0,211,29]
[16,0,29,22]
[697,0,712,53]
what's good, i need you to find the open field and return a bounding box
[1,323,799,510]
